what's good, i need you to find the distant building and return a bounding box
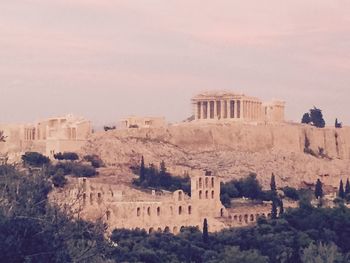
[119,116,167,129]
[191,91,285,123]
[0,114,91,159]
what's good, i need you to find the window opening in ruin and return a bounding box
[157,207,160,216]
[244,214,248,223]
[239,215,242,222]
[82,193,86,205]
[157,227,162,232]
[220,208,224,217]
[164,226,170,233]
[137,207,141,217]
[250,214,254,222]
[199,178,203,188]
[205,190,209,199]
[149,228,154,234]
[234,215,237,221]
[147,207,151,216]
[106,211,111,221]
[199,190,202,199]
[188,206,192,215]
[178,206,182,215]
[205,177,208,188]
[211,190,214,199]
[211,177,214,188]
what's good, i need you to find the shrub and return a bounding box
[54,152,79,161]
[71,164,97,177]
[83,155,104,168]
[52,171,67,188]
[282,186,300,200]
[22,152,50,167]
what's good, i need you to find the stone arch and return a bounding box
[211,190,214,199]
[250,214,254,222]
[205,177,209,188]
[199,190,202,199]
[199,178,203,188]
[137,207,141,217]
[244,214,248,223]
[205,190,209,199]
[97,193,102,203]
[157,207,161,216]
[147,207,151,216]
[178,206,182,215]
[234,215,238,221]
[239,215,242,222]
[267,213,271,218]
[157,227,162,232]
[188,205,192,215]
[164,226,170,233]
[149,227,154,234]
[178,191,183,201]
[106,210,111,221]
[180,226,185,232]
[211,177,214,188]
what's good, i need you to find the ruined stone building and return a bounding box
[0,114,91,160]
[192,91,285,123]
[119,116,167,129]
[62,174,275,234]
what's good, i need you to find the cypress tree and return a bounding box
[140,156,145,182]
[271,200,278,219]
[279,199,284,216]
[202,218,209,243]
[339,179,345,199]
[315,179,323,199]
[270,173,277,193]
[345,179,350,196]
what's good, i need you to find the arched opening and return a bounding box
[180,226,185,232]
[164,226,170,233]
[157,207,161,216]
[188,205,192,215]
[178,191,183,201]
[267,213,271,218]
[178,206,182,215]
[239,215,242,222]
[149,227,154,234]
[211,190,214,199]
[147,207,151,216]
[205,190,209,199]
[106,210,111,221]
[137,207,141,217]
[199,178,203,188]
[250,214,254,222]
[97,193,102,203]
[205,177,209,188]
[157,227,162,232]
[244,214,248,223]
[199,190,202,199]
[234,215,238,221]
[211,177,214,188]
[220,208,224,217]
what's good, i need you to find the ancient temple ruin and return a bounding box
[192,91,285,123]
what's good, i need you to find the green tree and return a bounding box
[271,200,278,219]
[270,173,277,194]
[310,107,326,128]
[140,156,145,182]
[345,179,350,196]
[279,199,284,216]
[202,218,209,244]
[22,152,50,167]
[219,247,269,263]
[315,179,323,199]
[301,113,311,124]
[300,242,344,263]
[160,160,166,175]
[339,180,345,199]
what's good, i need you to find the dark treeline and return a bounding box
[132,157,191,194]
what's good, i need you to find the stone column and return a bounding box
[227,100,232,119]
[201,101,205,120]
[214,101,218,119]
[233,100,237,118]
[220,100,225,119]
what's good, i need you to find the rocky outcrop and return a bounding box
[83,122,350,189]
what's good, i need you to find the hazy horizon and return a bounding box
[1,0,349,127]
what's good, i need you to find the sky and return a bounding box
[0,0,349,127]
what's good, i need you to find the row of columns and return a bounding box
[195,99,262,121]
[24,128,35,141]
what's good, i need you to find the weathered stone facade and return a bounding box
[192,91,285,123]
[119,116,167,129]
[0,114,91,160]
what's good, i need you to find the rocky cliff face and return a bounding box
[83,122,350,189]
